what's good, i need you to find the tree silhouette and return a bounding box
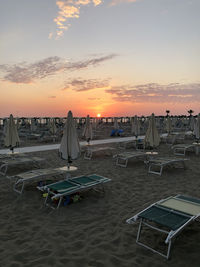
[166,110,170,117]
[187,109,194,117]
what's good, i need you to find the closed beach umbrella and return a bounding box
[165,117,172,134]
[31,118,37,132]
[131,115,140,137]
[4,114,20,153]
[59,111,80,167]
[113,117,119,130]
[189,116,195,131]
[145,113,160,148]
[49,119,57,135]
[194,114,200,140]
[82,115,93,144]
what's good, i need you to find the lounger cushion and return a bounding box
[138,205,190,230]
[47,181,79,192]
[177,195,200,205]
[70,176,99,186]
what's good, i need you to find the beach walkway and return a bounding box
[0,136,145,154]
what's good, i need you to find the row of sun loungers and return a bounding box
[113,151,189,175]
[0,141,199,260]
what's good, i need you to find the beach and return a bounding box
[0,140,200,267]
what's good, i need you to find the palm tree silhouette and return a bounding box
[166,110,170,117]
[187,109,194,117]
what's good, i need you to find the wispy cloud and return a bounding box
[51,0,102,39]
[88,97,101,100]
[48,95,56,98]
[106,83,200,103]
[0,54,117,84]
[62,77,110,91]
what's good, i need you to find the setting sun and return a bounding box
[97,113,101,118]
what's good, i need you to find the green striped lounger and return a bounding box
[126,195,200,259]
[40,174,111,209]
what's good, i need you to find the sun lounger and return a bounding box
[39,174,111,209]
[0,153,26,160]
[84,146,115,160]
[172,143,196,156]
[9,166,76,194]
[147,157,189,175]
[126,195,200,259]
[113,151,147,167]
[0,156,45,176]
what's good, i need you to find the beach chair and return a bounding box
[126,195,200,259]
[84,146,115,160]
[9,166,76,194]
[0,156,45,176]
[113,151,147,167]
[39,174,111,209]
[147,157,189,175]
[172,143,196,156]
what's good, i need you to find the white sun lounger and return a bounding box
[113,151,147,167]
[84,146,115,160]
[126,195,200,259]
[9,166,76,194]
[0,156,45,176]
[148,157,189,175]
[172,143,196,156]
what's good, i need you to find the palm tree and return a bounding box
[166,110,170,117]
[187,109,194,117]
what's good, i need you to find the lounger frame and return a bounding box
[10,167,71,194]
[148,157,188,175]
[172,144,196,156]
[0,156,45,176]
[84,147,114,160]
[114,151,147,168]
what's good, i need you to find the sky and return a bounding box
[0,0,200,117]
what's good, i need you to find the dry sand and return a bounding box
[0,141,200,267]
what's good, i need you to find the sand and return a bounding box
[0,141,200,267]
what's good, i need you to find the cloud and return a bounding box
[106,83,200,103]
[53,0,102,38]
[63,77,110,91]
[0,54,117,84]
[88,97,101,100]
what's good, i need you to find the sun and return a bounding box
[97,113,101,118]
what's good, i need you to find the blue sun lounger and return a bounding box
[38,174,111,209]
[126,195,200,259]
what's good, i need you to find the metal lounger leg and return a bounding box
[148,163,163,175]
[116,157,127,167]
[57,196,63,209]
[0,164,8,176]
[136,219,172,259]
[174,148,185,156]
[13,179,25,194]
[84,150,92,160]
[44,190,50,206]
